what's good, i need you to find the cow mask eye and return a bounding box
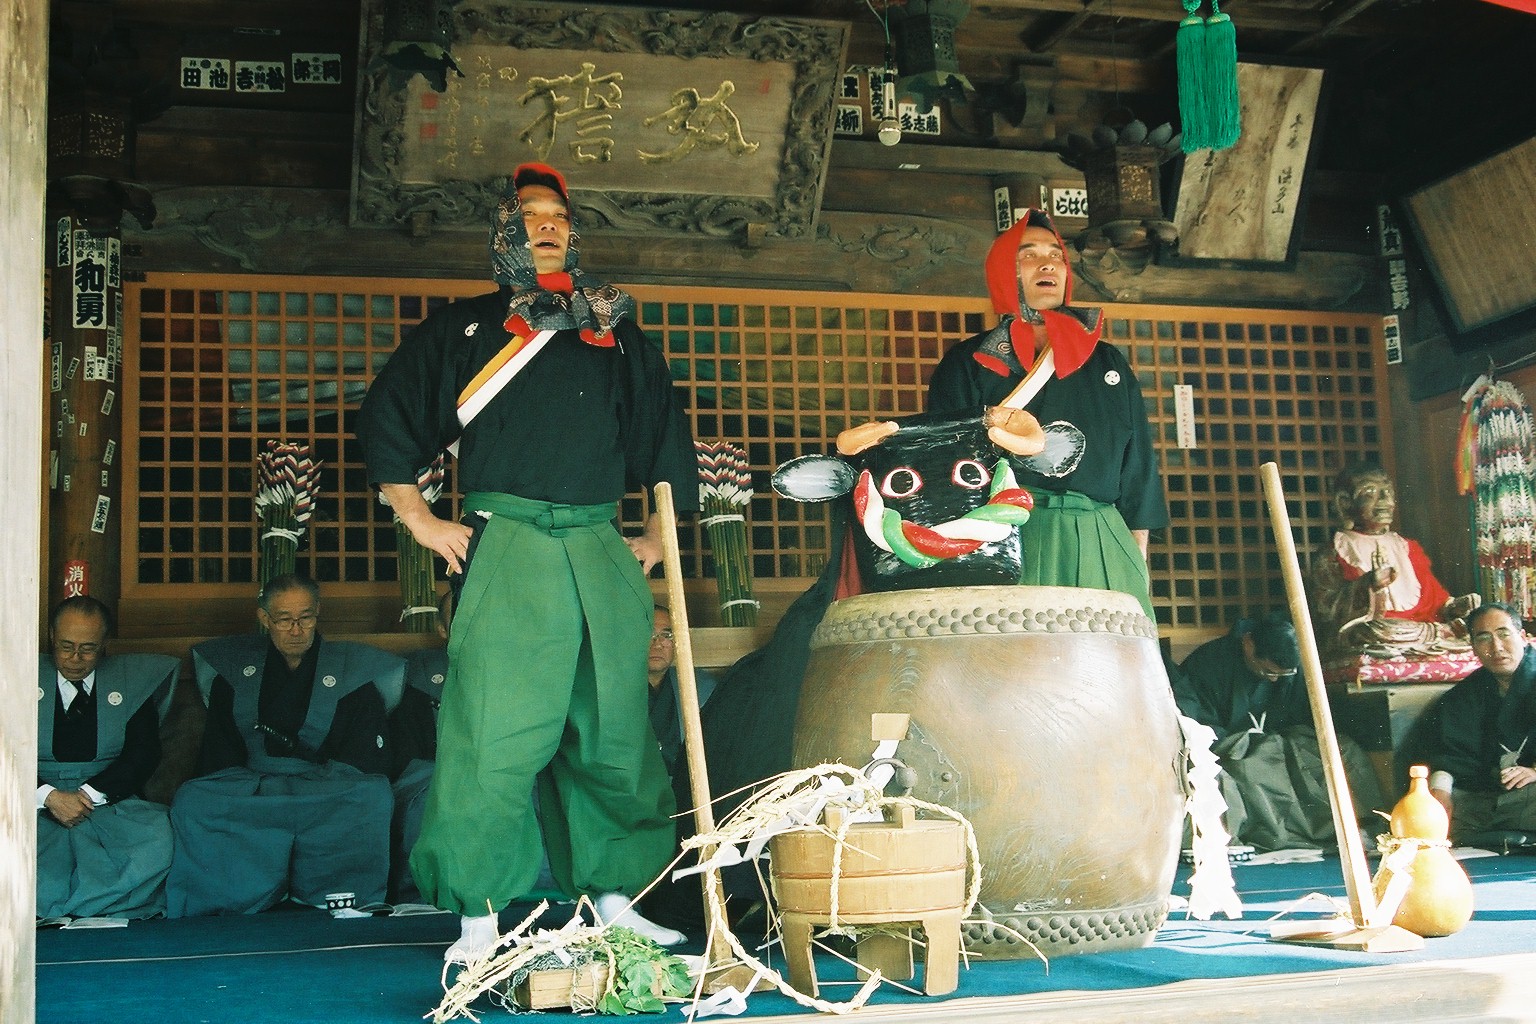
[880,467,923,499]
[952,459,988,489]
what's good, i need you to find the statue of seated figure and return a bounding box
[1310,462,1480,661]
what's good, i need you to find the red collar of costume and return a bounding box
[978,215,1101,379]
[502,273,616,348]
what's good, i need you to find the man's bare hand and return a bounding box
[407,516,474,574]
[1501,765,1536,791]
[626,513,669,576]
[45,789,95,828]
[381,483,473,574]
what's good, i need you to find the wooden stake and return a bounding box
[653,482,766,992]
[1260,462,1423,952]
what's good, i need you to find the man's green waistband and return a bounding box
[1033,490,1104,511]
[463,491,618,532]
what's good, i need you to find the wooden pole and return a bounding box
[1261,462,1420,951]
[1260,462,1374,920]
[653,483,759,991]
[1,1,49,1019]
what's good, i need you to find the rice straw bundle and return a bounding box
[380,452,448,632]
[254,440,319,588]
[696,441,758,626]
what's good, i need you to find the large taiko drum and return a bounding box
[792,584,1185,958]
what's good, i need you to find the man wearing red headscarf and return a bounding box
[927,209,1166,615]
[359,163,696,961]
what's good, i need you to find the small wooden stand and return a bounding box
[771,802,968,996]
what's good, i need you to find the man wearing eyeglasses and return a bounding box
[1173,611,1384,851]
[166,574,405,917]
[37,596,179,920]
[645,606,718,781]
[1417,602,1536,844]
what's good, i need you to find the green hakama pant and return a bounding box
[409,493,676,916]
[1018,490,1154,617]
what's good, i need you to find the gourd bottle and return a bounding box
[1382,765,1473,937]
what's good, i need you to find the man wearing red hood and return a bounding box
[927,209,1166,616]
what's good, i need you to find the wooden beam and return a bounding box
[970,0,1436,39]
[830,137,1077,178]
[1026,0,1115,54]
[109,0,361,32]
[1284,0,1386,53]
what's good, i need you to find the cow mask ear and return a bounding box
[773,455,857,502]
[1020,421,1086,478]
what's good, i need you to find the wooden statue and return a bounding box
[1309,461,1480,661]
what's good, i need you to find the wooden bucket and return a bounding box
[792,585,1184,958]
[770,815,968,920]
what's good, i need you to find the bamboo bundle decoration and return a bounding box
[696,441,758,626]
[254,440,319,588]
[380,452,447,632]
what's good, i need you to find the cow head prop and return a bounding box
[773,413,1085,592]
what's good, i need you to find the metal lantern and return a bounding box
[1060,117,1181,267]
[887,0,974,110]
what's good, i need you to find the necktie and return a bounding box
[67,684,94,719]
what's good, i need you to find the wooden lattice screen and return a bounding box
[123,274,1387,629]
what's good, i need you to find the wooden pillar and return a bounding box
[1,0,49,1019]
[45,89,148,611]
[46,206,126,609]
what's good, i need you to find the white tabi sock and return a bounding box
[593,892,686,947]
[444,912,500,964]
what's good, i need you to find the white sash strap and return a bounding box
[447,328,557,457]
[1000,347,1055,410]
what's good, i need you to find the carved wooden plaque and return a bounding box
[1171,62,1325,264]
[351,0,848,240]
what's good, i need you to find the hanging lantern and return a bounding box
[1060,114,1181,270]
[48,89,155,231]
[886,0,974,111]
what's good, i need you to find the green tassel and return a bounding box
[1204,7,1241,151]
[1176,10,1210,153]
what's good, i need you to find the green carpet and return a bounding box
[36,856,1536,1023]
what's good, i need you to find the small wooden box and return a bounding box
[510,962,667,1011]
[511,963,611,1010]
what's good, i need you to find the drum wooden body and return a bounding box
[792,585,1184,958]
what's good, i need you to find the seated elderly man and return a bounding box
[1311,461,1480,660]
[167,574,404,916]
[646,605,717,785]
[1173,611,1384,851]
[1417,602,1536,844]
[37,596,179,920]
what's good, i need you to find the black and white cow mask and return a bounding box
[773,414,1084,592]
